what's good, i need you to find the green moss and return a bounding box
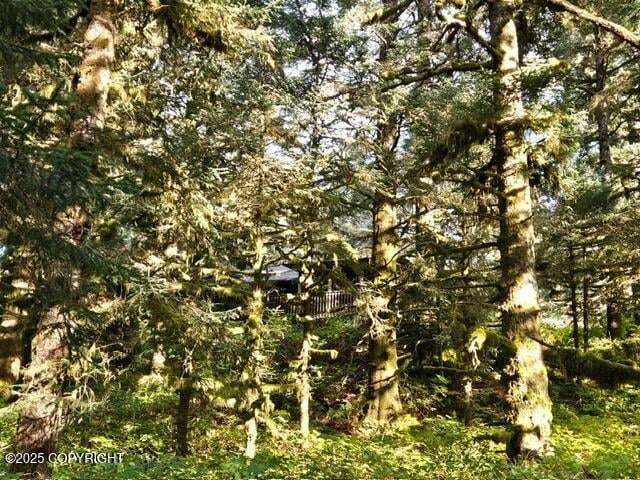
[546,348,640,387]
[1,381,638,479]
[0,382,11,404]
[0,403,18,452]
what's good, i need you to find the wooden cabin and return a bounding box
[237,258,372,318]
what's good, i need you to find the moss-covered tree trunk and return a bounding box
[457,305,477,426]
[242,226,266,459]
[366,314,401,422]
[10,308,67,478]
[71,0,116,150]
[367,194,402,422]
[295,264,314,436]
[592,28,623,340]
[11,3,116,476]
[298,318,312,435]
[594,27,611,178]
[295,263,336,437]
[458,236,478,427]
[366,164,405,420]
[490,0,552,461]
[365,0,402,424]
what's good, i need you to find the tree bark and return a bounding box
[367,157,403,422]
[457,219,478,427]
[11,3,118,473]
[71,0,116,149]
[367,187,402,421]
[10,308,67,478]
[582,268,590,351]
[299,319,312,436]
[296,264,315,437]
[592,30,623,340]
[490,0,552,461]
[632,283,640,326]
[568,246,580,350]
[175,357,193,457]
[242,226,266,459]
[365,0,403,424]
[458,302,476,426]
[366,320,402,422]
[594,28,611,180]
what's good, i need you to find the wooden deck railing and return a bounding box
[213,290,357,318]
[264,290,357,318]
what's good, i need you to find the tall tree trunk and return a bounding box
[490,0,552,461]
[367,195,402,422]
[594,28,611,179]
[568,246,580,350]
[12,4,116,476]
[295,263,336,437]
[10,308,67,478]
[175,356,193,457]
[593,28,622,340]
[458,252,476,427]
[242,226,265,459]
[296,264,314,437]
[569,281,580,350]
[298,319,312,436]
[365,0,402,424]
[582,258,590,351]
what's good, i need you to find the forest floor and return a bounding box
[1,377,639,480]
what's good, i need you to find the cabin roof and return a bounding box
[240,265,299,283]
[240,257,372,284]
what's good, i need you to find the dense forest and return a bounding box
[1,0,640,478]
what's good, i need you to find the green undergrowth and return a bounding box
[1,380,639,479]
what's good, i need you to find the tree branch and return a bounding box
[382,61,491,91]
[364,0,414,26]
[545,0,640,49]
